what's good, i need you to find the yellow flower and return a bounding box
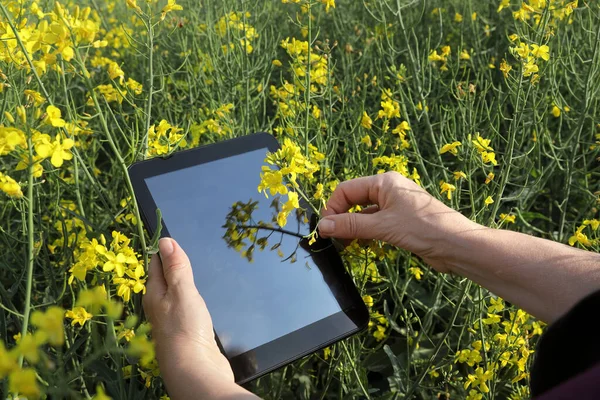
[500,59,512,78]
[126,78,143,95]
[409,266,423,280]
[313,183,324,201]
[360,134,372,147]
[45,105,66,127]
[467,390,483,400]
[552,105,561,117]
[460,49,471,60]
[454,12,463,22]
[568,225,592,247]
[500,213,516,224]
[497,0,510,12]
[16,333,42,364]
[488,297,505,313]
[531,44,550,61]
[0,172,23,198]
[485,172,495,184]
[161,0,183,21]
[31,306,65,346]
[312,105,321,119]
[92,385,112,400]
[483,313,501,325]
[319,0,335,12]
[373,325,386,341]
[9,368,40,398]
[428,50,444,62]
[276,191,300,227]
[0,126,27,155]
[0,341,18,378]
[583,219,600,230]
[24,90,46,106]
[35,134,75,168]
[258,167,288,197]
[439,180,456,200]
[464,367,494,393]
[361,111,373,129]
[126,0,142,13]
[377,97,400,120]
[362,295,374,308]
[66,306,93,326]
[272,59,283,67]
[523,59,539,77]
[128,334,155,368]
[439,141,462,155]
[484,196,494,206]
[454,171,467,180]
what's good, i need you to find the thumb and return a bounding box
[318,213,380,240]
[158,238,196,294]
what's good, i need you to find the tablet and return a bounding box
[128,132,369,384]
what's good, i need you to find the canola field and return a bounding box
[0,0,599,398]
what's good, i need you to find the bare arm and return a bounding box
[318,172,600,323]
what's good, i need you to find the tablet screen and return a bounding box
[144,148,344,357]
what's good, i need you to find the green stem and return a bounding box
[19,127,36,367]
[340,341,370,399]
[143,15,155,158]
[304,1,312,156]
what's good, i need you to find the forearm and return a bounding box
[162,367,260,400]
[434,217,600,323]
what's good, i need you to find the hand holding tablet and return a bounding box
[128,133,369,384]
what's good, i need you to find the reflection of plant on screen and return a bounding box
[221,198,308,263]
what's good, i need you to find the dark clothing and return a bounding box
[531,289,600,398]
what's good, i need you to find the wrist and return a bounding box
[417,208,482,274]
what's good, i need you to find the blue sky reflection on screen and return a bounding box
[144,148,341,357]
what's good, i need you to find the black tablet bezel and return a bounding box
[127,132,369,384]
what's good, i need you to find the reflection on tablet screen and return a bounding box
[144,148,343,357]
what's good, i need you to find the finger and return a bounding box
[143,254,167,312]
[158,238,197,295]
[322,175,383,217]
[147,253,167,296]
[318,212,381,240]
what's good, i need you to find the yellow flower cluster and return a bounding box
[568,219,599,247]
[0,3,103,75]
[258,138,323,227]
[70,231,146,302]
[472,133,498,166]
[216,12,258,54]
[0,306,65,398]
[428,45,452,71]
[509,40,550,80]
[372,154,421,185]
[281,37,329,87]
[189,103,235,146]
[454,298,544,398]
[147,120,186,157]
[0,171,23,198]
[505,0,578,27]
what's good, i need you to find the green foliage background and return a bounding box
[0,0,599,398]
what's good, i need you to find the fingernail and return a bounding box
[319,219,335,234]
[159,238,175,256]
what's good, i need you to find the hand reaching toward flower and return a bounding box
[143,238,259,400]
[317,171,472,273]
[318,172,600,324]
